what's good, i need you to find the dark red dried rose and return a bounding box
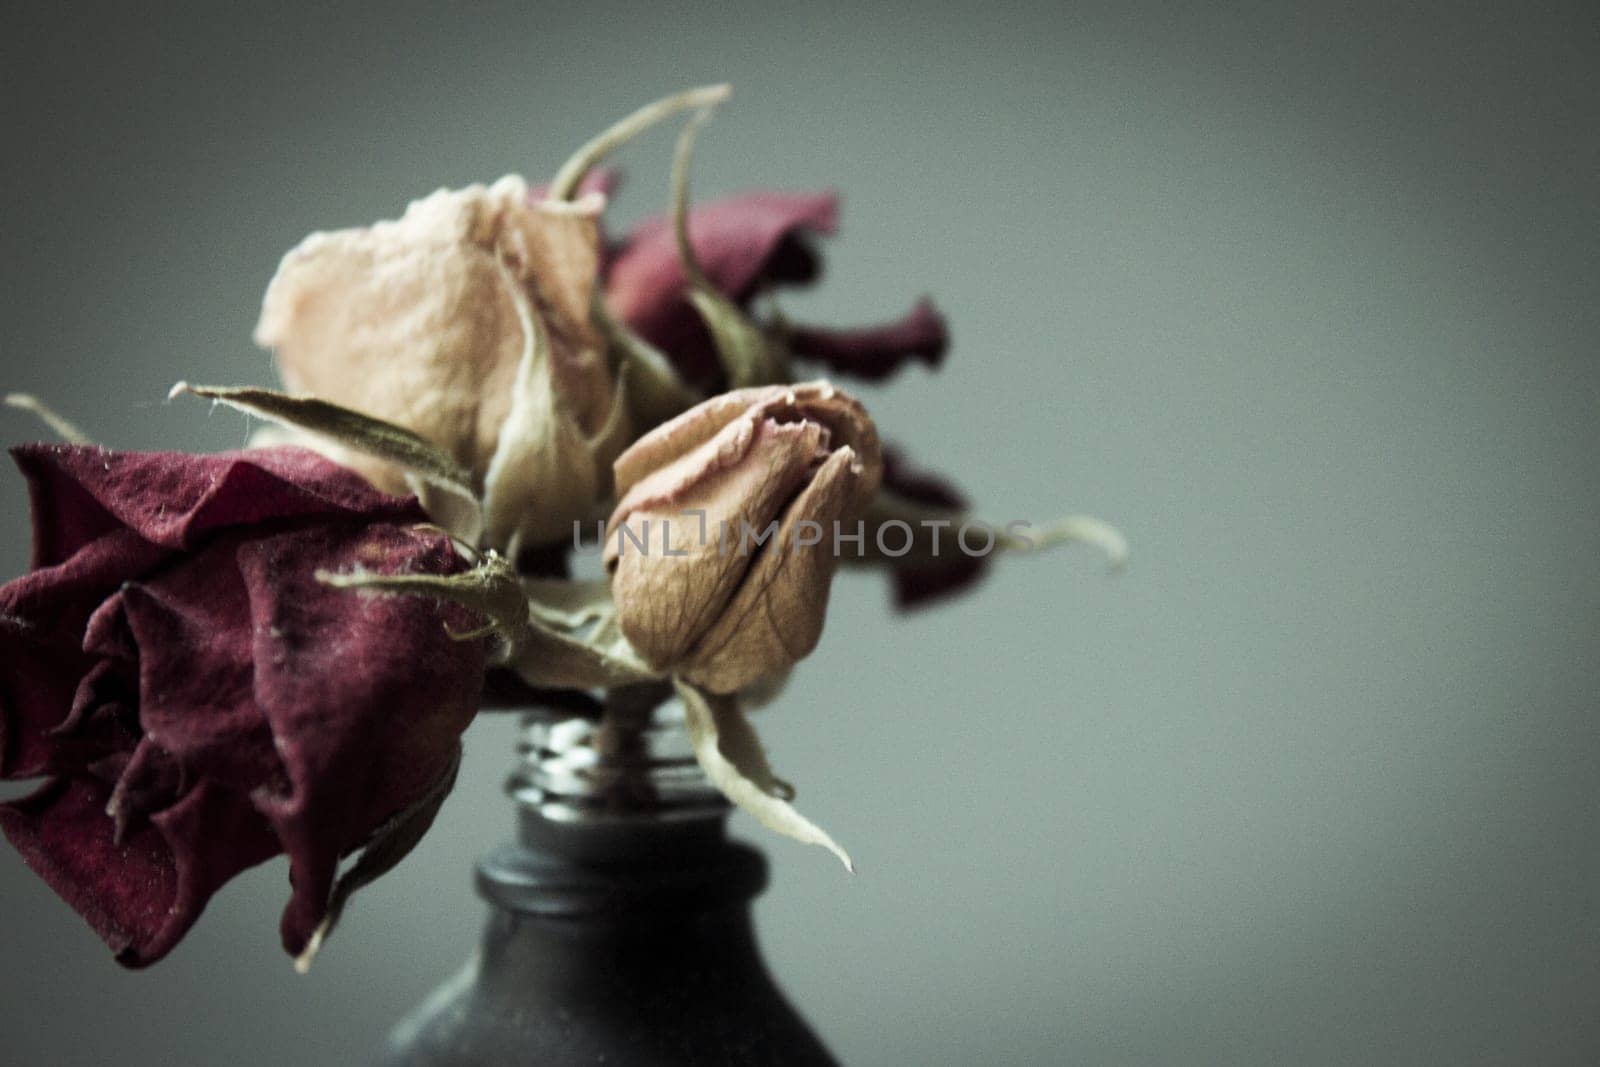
[879,445,987,609]
[603,190,948,390]
[0,444,484,966]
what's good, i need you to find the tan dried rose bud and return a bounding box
[254,176,627,550]
[604,381,882,693]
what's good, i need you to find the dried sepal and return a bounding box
[169,383,482,531]
[856,487,1129,572]
[586,358,637,484]
[315,553,658,690]
[546,83,733,202]
[403,474,485,547]
[4,393,92,445]
[1011,515,1129,570]
[670,110,788,389]
[477,253,607,552]
[593,292,702,431]
[675,678,852,872]
[294,746,461,974]
[520,577,615,630]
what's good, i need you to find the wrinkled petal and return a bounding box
[12,444,416,561]
[613,382,880,505]
[684,447,864,693]
[237,523,483,956]
[606,192,838,387]
[785,298,949,381]
[256,177,617,520]
[0,775,278,967]
[0,623,94,778]
[1,528,167,643]
[117,549,278,786]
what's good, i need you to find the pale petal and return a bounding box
[478,255,600,551]
[255,182,528,477]
[683,446,862,693]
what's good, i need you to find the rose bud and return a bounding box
[604,190,948,391]
[604,382,882,693]
[0,444,484,966]
[254,176,626,550]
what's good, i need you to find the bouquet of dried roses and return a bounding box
[0,87,1122,971]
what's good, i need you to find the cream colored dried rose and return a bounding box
[254,176,627,551]
[604,381,882,693]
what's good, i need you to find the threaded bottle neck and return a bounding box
[480,686,759,914]
[507,685,726,827]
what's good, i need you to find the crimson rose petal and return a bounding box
[785,298,948,381]
[0,776,279,965]
[15,443,418,564]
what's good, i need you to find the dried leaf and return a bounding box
[592,291,701,428]
[674,678,853,872]
[169,383,480,515]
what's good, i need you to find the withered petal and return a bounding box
[879,445,987,609]
[235,524,483,957]
[0,623,91,778]
[0,775,278,967]
[785,298,949,381]
[11,444,417,562]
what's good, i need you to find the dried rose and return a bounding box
[604,382,882,693]
[254,176,628,552]
[604,190,949,391]
[0,444,484,967]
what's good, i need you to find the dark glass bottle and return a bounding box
[377,691,840,1066]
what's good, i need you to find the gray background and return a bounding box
[2,2,1597,1064]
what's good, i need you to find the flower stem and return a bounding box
[547,83,732,202]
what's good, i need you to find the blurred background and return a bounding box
[2,2,1596,1063]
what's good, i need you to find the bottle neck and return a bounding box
[478,688,766,920]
